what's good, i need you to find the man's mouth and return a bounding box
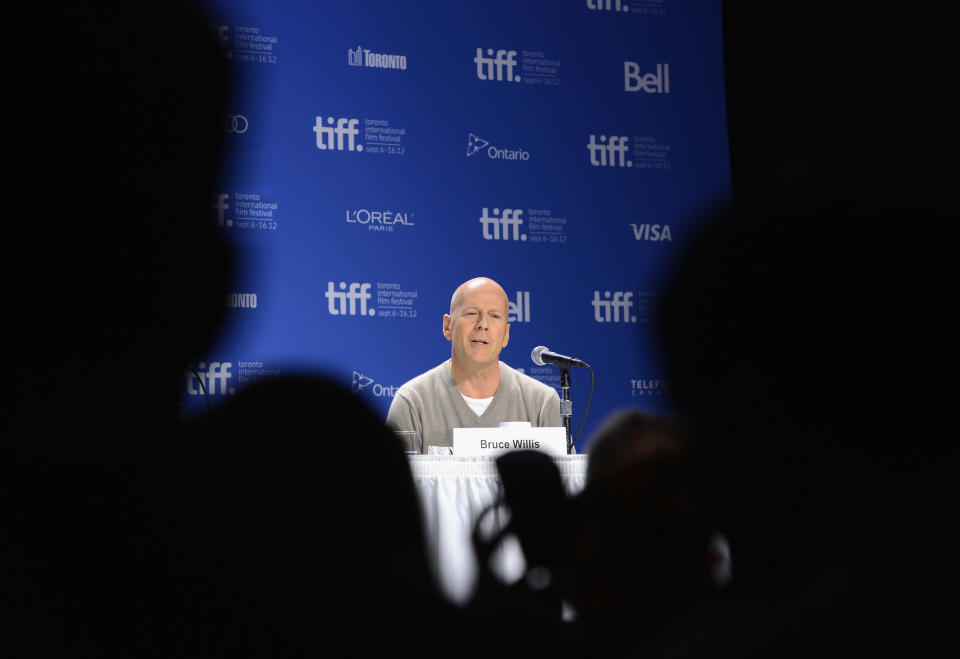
[471,339,489,345]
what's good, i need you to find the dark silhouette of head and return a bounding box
[566,410,712,634]
[177,374,444,655]
[6,0,232,431]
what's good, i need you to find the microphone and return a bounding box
[531,345,589,368]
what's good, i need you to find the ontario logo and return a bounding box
[351,371,398,397]
[467,132,530,161]
[348,45,407,70]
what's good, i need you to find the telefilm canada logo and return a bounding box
[348,45,407,70]
[467,133,530,161]
[630,378,670,397]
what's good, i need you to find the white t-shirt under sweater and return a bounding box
[386,359,562,452]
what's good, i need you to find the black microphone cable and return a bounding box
[187,366,211,412]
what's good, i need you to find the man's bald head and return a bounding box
[449,277,508,315]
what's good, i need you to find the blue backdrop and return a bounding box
[184,0,731,451]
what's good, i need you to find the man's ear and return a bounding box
[503,323,510,348]
[442,314,452,340]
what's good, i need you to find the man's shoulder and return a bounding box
[396,360,452,397]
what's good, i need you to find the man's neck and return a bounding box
[450,358,501,398]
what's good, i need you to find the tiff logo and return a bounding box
[213,193,230,227]
[630,223,672,241]
[325,282,375,316]
[508,291,531,322]
[474,48,520,82]
[592,291,635,322]
[588,135,631,167]
[185,361,233,395]
[587,0,629,10]
[480,207,525,241]
[624,62,670,93]
[212,25,232,55]
[313,116,363,151]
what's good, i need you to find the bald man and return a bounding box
[386,277,562,453]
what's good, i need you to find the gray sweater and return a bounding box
[386,359,562,452]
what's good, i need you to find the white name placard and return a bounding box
[452,425,567,456]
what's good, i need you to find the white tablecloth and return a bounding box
[408,454,588,604]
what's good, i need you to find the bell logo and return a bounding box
[592,291,635,323]
[325,282,375,316]
[588,135,631,167]
[474,48,521,82]
[630,223,672,241]
[508,291,531,322]
[587,0,629,11]
[480,208,526,241]
[313,116,363,152]
[624,62,670,93]
[185,362,233,395]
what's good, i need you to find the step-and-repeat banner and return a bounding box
[184,0,731,451]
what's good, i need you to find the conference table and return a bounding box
[408,454,588,604]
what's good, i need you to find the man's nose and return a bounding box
[476,313,489,329]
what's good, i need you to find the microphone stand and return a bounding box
[559,367,573,454]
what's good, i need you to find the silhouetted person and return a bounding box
[5,1,232,656]
[562,411,717,656]
[175,374,456,656]
[652,200,950,657]
[467,450,573,655]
